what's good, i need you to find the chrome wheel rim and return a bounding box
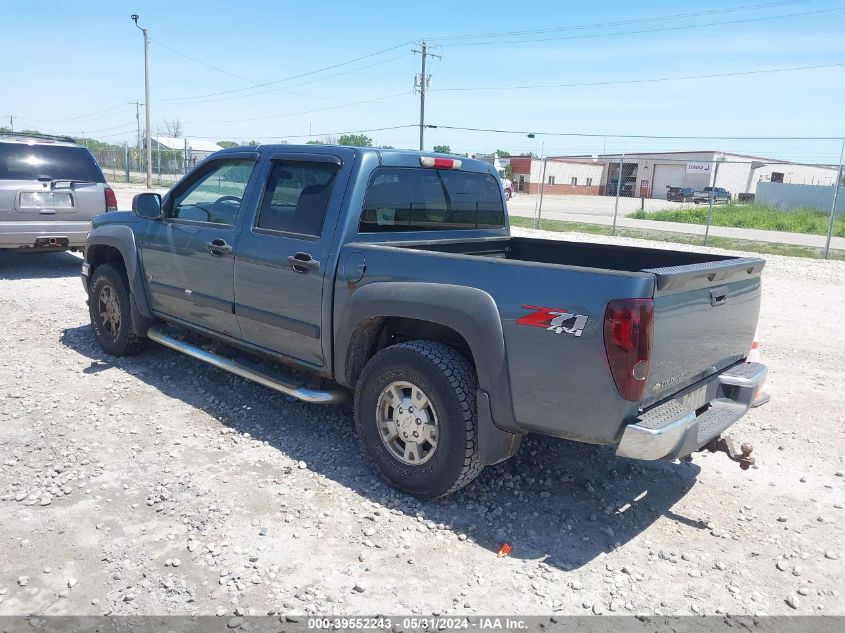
[98,284,121,338]
[376,380,439,465]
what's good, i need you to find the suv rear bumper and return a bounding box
[0,221,91,249]
[616,362,767,461]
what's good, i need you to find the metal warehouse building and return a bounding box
[582,151,839,200]
[512,151,839,200]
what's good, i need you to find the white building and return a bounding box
[560,151,839,200]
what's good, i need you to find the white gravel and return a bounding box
[0,229,843,617]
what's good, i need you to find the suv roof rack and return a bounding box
[0,131,77,144]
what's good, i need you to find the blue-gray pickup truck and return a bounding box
[81,145,767,498]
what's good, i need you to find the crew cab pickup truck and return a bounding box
[81,145,767,498]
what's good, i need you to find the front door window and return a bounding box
[169,160,255,225]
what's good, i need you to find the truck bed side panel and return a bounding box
[335,244,655,444]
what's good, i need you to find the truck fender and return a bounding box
[335,282,522,447]
[85,225,155,336]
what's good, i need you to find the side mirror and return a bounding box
[132,193,162,219]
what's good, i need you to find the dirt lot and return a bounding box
[0,230,843,618]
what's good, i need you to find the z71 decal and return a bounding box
[516,305,589,337]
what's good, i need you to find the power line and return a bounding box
[150,38,259,85]
[189,124,418,141]
[431,61,845,92]
[163,40,415,103]
[20,103,132,123]
[425,124,845,141]
[183,91,412,125]
[167,54,409,105]
[426,0,811,41]
[435,6,844,47]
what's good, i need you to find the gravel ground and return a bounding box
[0,231,843,618]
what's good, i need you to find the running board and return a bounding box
[146,325,347,405]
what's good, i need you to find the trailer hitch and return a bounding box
[703,436,755,470]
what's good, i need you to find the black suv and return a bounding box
[666,186,695,202]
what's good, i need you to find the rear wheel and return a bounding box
[354,340,483,499]
[88,263,145,356]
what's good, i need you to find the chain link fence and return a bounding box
[504,150,845,259]
[91,142,845,260]
[91,145,193,187]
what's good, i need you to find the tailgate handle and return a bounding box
[710,286,729,307]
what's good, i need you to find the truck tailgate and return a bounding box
[643,257,765,407]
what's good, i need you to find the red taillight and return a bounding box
[104,186,118,212]
[603,298,654,401]
[419,156,462,170]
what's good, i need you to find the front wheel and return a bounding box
[354,340,483,499]
[88,263,145,356]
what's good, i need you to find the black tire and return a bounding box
[88,262,145,356]
[354,340,483,499]
[505,190,512,201]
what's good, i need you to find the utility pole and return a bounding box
[413,41,440,151]
[131,100,143,172]
[8,115,13,132]
[824,138,845,259]
[132,14,153,188]
[132,101,142,153]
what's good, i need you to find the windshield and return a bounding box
[360,167,505,232]
[0,143,106,182]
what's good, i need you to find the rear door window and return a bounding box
[360,167,505,232]
[256,161,340,237]
[0,143,105,182]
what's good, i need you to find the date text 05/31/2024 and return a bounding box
[307,617,529,630]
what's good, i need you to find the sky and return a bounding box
[1,0,844,162]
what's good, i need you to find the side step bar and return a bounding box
[146,325,348,405]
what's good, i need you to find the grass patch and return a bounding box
[509,215,845,261]
[628,203,844,237]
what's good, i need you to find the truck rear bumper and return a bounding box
[616,361,767,461]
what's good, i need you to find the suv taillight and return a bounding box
[604,298,654,401]
[104,186,118,212]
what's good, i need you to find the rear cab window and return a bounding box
[359,167,505,232]
[0,143,105,183]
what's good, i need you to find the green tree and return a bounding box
[217,140,238,148]
[495,149,511,157]
[504,164,514,180]
[306,139,324,145]
[338,133,373,147]
[433,144,451,153]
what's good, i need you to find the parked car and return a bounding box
[666,186,695,202]
[501,178,514,200]
[82,145,767,499]
[0,132,117,251]
[694,187,731,204]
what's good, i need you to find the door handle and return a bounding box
[287,252,320,273]
[206,239,232,256]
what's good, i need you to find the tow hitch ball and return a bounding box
[703,436,755,470]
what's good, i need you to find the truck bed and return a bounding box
[400,235,736,272]
[347,234,764,442]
